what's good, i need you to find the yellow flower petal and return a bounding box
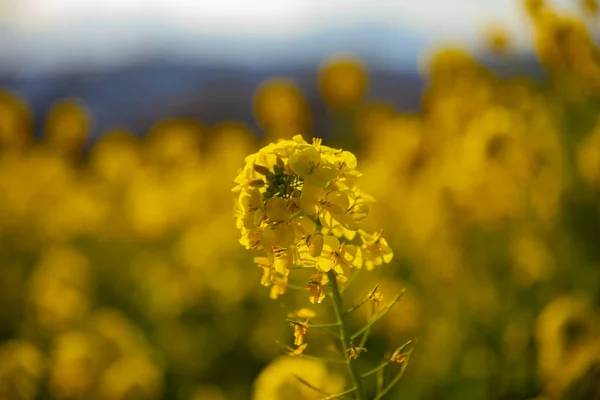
[265,197,291,222]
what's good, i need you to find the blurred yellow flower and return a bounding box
[252,357,344,400]
[0,89,33,151]
[253,78,310,139]
[44,98,92,157]
[318,54,368,112]
[0,340,44,400]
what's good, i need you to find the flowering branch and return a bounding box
[327,269,367,400]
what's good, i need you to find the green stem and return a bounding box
[358,302,375,348]
[327,269,366,400]
[296,354,348,364]
[285,319,340,328]
[351,290,405,340]
[373,348,414,400]
[361,359,390,378]
[322,386,358,400]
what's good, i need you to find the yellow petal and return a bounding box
[343,245,363,269]
[336,151,358,170]
[308,234,324,257]
[322,235,340,254]
[300,184,325,215]
[294,216,316,238]
[265,197,291,222]
[326,191,350,215]
[290,146,321,177]
[316,256,334,272]
[305,162,337,187]
[262,223,294,248]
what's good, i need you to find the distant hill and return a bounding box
[0,54,544,144]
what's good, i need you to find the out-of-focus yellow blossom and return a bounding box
[484,25,511,55]
[0,89,33,151]
[536,295,600,398]
[532,11,600,99]
[524,0,546,19]
[577,119,600,189]
[27,246,91,333]
[89,129,142,185]
[49,330,103,399]
[510,231,555,285]
[581,0,598,15]
[144,118,203,166]
[98,356,164,400]
[44,98,92,157]
[0,340,44,400]
[190,385,230,400]
[318,54,368,111]
[252,357,345,400]
[233,135,392,300]
[90,309,154,360]
[253,78,310,139]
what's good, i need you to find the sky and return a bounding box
[0,0,577,75]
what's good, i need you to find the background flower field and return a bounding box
[1,1,600,399]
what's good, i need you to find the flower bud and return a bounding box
[249,179,265,188]
[253,164,272,175]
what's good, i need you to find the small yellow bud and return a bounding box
[276,157,285,169]
[253,164,271,175]
[249,179,265,188]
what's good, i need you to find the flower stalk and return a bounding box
[328,269,367,400]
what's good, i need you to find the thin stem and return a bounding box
[373,348,414,400]
[346,285,379,314]
[340,269,361,294]
[358,302,374,348]
[286,319,341,328]
[361,360,391,378]
[351,290,405,340]
[327,269,367,400]
[320,325,342,341]
[286,283,310,291]
[294,375,331,396]
[376,367,385,396]
[296,354,348,364]
[321,386,358,400]
[345,296,370,315]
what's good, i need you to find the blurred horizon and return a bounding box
[0,0,580,76]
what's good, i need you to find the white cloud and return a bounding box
[6,0,532,38]
[0,0,582,74]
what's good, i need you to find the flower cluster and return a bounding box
[233,135,392,300]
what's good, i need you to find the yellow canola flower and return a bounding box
[253,78,310,139]
[234,135,392,301]
[44,98,92,157]
[359,230,394,271]
[316,235,362,274]
[0,340,44,400]
[252,356,345,400]
[0,89,33,151]
[318,54,368,112]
